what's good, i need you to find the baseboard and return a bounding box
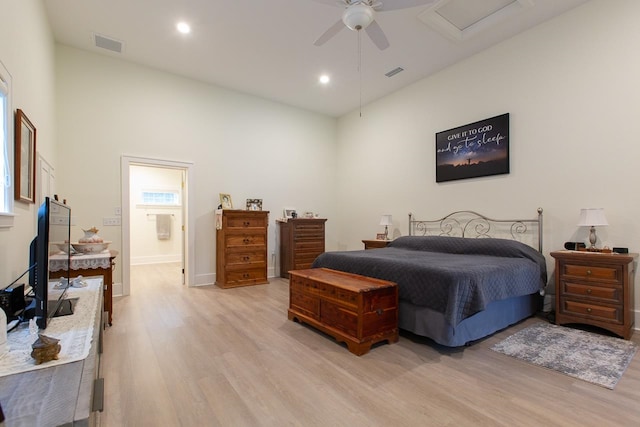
[131,254,181,265]
[113,282,123,297]
[194,272,215,287]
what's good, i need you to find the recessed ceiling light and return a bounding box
[176,22,191,34]
[319,74,330,85]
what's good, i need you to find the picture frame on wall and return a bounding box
[219,193,233,209]
[435,113,509,183]
[14,109,36,203]
[246,199,262,211]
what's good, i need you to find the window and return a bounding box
[140,190,181,207]
[0,59,14,224]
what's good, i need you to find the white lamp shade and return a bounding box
[379,215,392,226]
[577,208,608,227]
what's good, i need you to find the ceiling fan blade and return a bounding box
[311,0,350,7]
[311,0,435,11]
[374,0,437,12]
[365,20,389,50]
[314,19,346,46]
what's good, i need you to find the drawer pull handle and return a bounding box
[243,221,251,227]
[586,308,592,313]
[243,238,250,244]
[586,289,592,294]
[586,270,592,275]
[376,308,383,316]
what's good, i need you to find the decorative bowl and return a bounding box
[71,241,111,254]
[53,242,72,254]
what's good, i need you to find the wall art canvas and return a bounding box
[435,113,509,183]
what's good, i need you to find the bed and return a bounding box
[311,209,547,347]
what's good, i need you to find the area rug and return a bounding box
[491,322,637,389]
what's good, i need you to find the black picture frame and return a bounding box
[435,113,509,183]
[246,198,262,211]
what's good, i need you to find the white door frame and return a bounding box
[121,155,195,295]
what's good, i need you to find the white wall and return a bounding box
[54,46,338,286]
[129,165,183,265]
[5,0,640,321]
[0,0,57,286]
[334,0,640,310]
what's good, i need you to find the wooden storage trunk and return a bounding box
[288,268,398,355]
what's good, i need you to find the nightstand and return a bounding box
[362,239,391,250]
[551,250,637,339]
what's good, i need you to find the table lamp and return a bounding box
[577,208,608,249]
[379,215,392,240]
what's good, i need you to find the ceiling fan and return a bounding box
[313,0,437,50]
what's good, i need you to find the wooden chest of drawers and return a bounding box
[278,218,327,278]
[215,210,269,289]
[551,250,637,339]
[288,268,398,355]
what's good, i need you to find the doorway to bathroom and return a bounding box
[121,156,194,296]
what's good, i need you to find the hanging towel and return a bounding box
[156,214,172,240]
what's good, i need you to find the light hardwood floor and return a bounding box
[101,263,640,426]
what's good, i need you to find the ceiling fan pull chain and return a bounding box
[358,29,362,118]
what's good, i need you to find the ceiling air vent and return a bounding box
[93,33,123,54]
[385,67,404,78]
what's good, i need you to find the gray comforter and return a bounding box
[311,236,547,327]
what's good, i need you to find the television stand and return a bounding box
[0,278,104,425]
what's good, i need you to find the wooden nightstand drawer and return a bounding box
[561,300,621,323]
[562,263,621,283]
[362,239,390,250]
[562,281,621,303]
[551,250,637,339]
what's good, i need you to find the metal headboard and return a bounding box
[408,208,543,253]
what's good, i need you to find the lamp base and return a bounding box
[588,226,598,249]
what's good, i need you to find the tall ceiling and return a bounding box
[44,0,589,117]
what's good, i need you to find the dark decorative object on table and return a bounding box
[31,334,61,365]
[564,241,586,250]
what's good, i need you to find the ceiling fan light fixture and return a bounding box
[342,4,375,31]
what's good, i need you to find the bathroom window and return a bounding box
[140,190,181,207]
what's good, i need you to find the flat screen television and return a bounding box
[28,197,74,329]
